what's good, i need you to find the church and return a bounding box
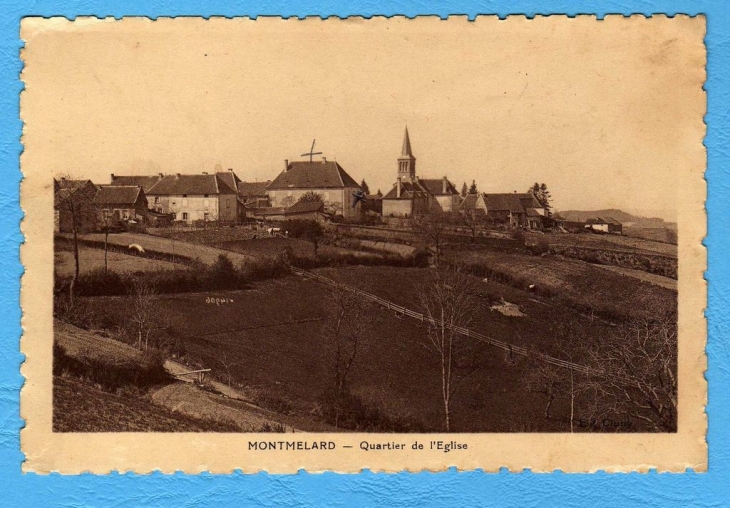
[381,128,460,217]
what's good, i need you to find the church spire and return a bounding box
[401,126,413,157]
[397,126,416,181]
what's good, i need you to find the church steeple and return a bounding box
[397,127,416,181]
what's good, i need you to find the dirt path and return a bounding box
[68,232,257,266]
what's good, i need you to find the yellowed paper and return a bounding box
[21,15,706,473]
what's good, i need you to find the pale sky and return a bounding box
[22,16,705,221]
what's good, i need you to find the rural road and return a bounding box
[71,232,256,266]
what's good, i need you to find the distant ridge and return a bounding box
[555,209,675,228]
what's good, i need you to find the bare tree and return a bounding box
[218,351,239,387]
[412,211,449,267]
[321,279,371,428]
[582,312,678,432]
[55,175,96,302]
[418,264,480,431]
[98,211,115,274]
[128,278,157,350]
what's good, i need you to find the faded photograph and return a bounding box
[45,18,690,435]
[21,15,707,473]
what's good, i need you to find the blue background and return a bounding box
[2,1,726,506]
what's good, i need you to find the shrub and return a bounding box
[53,342,171,392]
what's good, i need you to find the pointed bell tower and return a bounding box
[397,127,416,182]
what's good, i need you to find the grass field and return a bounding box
[54,375,240,432]
[529,231,677,257]
[448,248,675,319]
[54,247,180,277]
[81,266,640,432]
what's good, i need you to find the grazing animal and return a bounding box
[267,227,281,236]
[128,243,145,254]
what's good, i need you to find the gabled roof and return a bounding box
[268,161,360,190]
[459,193,479,210]
[525,207,542,217]
[93,185,144,205]
[285,200,325,215]
[587,216,622,225]
[109,175,163,193]
[382,180,431,200]
[238,181,271,197]
[518,194,544,209]
[419,178,459,196]
[147,174,236,195]
[483,193,527,213]
[215,171,241,194]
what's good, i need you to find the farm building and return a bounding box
[382,128,460,217]
[238,180,271,208]
[53,178,99,233]
[480,193,546,229]
[586,217,623,234]
[284,200,330,222]
[92,185,149,226]
[109,174,164,193]
[146,172,245,224]
[267,159,362,219]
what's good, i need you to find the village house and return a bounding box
[283,200,330,222]
[382,128,460,217]
[586,217,623,235]
[92,185,149,226]
[53,178,99,233]
[460,192,546,229]
[145,172,243,224]
[267,159,362,219]
[237,180,271,208]
[109,173,164,193]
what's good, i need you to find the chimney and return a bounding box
[159,173,163,178]
[228,168,233,172]
[397,176,402,198]
[284,159,289,172]
[176,173,181,178]
[442,176,448,194]
[322,157,327,163]
[110,173,115,181]
[202,172,208,175]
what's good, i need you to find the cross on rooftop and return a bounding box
[301,139,323,162]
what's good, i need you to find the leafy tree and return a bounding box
[360,179,370,195]
[468,180,478,194]
[297,191,324,204]
[529,182,553,217]
[460,182,468,198]
[287,219,325,255]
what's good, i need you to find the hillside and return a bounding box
[556,209,674,227]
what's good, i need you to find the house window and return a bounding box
[154,196,159,204]
[123,210,130,220]
[182,212,189,221]
[204,212,209,222]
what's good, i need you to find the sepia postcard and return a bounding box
[20,15,706,473]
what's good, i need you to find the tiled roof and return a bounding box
[109,175,163,192]
[418,178,459,196]
[382,180,431,200]
[268,161,360,190]
[215,171,241,194]
[286,200,325,215]
[93,185,143,205]
[459,193,479,210]
[147,174,236,195]
[587,216,622,225]
[525,207,542,217]
[483,193,527,213]
[238,181,271,197]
